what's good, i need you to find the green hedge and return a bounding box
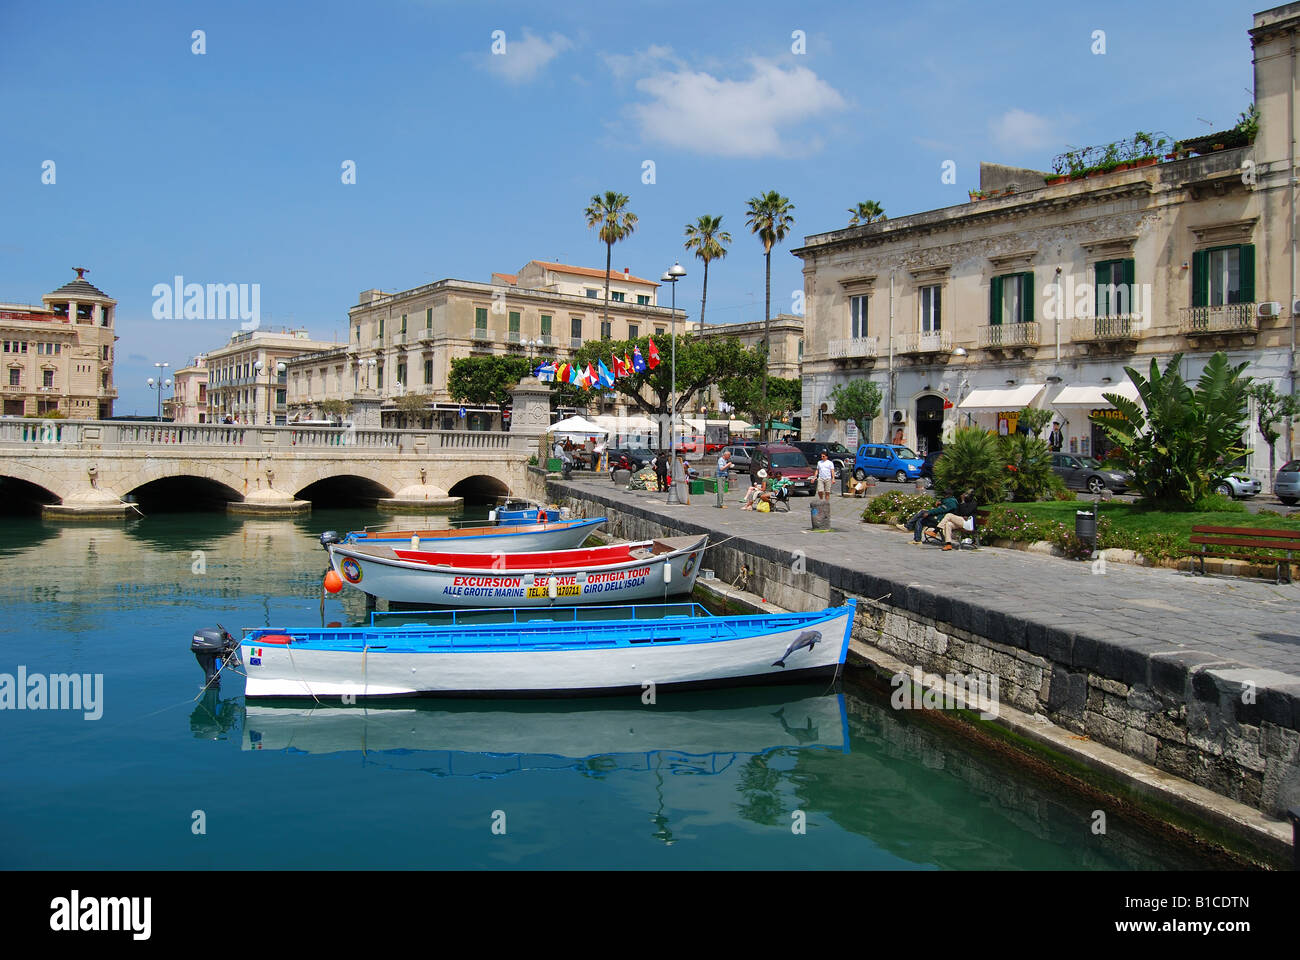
[981,509,1184,560]
[861,491,945,524]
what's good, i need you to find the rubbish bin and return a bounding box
[840,468,851,495]
[1075,510,1096,550]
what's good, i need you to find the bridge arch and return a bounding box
[0,460,71,503]
[448,474,512,505]
[126,475,245,513]
[0,474,63,513]
[295,474,395,508]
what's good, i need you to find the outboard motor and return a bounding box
[319,530,341,550]
[192,627,240,690]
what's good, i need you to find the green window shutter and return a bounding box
[475,307,487,329]
[540,315,552,336]
[426,308,432,329]
[1094,260,1111,317]
[1192,250,1210,307]
[401,314,407,333]
[1021,271,1034,324]
[509,311,520,332]
[989,275,1003,325]
[1238,244,1255,303]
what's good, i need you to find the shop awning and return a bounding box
[956,384,1044,411]
[1050,382,1140,406]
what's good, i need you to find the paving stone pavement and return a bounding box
[556,476,1300,683]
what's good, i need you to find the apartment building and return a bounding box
[163,355,209,423]
[286,260,682,426]
[205,329,339,425]
[794,5,1299,478]
[0,268,118,418]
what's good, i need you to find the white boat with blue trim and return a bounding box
[320,515,605,555]
[192,601,855,699]
[326,535,707,606]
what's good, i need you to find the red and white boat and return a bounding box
[326,535,708,606]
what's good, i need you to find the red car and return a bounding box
[754,443,817,496]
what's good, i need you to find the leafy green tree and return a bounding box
[394,391,431,428]
[584,191,637,329]
[448,355,534,407]
[933,427,1006,503]
[847,200,887,225]
[1092,351,1251,508]
[554,335,763,423]
[1000,433,1058,501]
[683,215,731,331]
[745,190,795,433]
[830,379,881,445]
[1016,406,1054,437]
[720,375,801,425]
[1248,381,1299,480]
[318,398,352,419]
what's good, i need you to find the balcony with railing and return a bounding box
[537,334,555,348]
[569,336,583,349]
[506,330,523,345]
[416,330,436,343]
[471,328,492,341]
[1177,303,1259,336]
[977,322,1040,350]
[827,336,879,360]
[896,329,954,355]
[1072,314,1144,343]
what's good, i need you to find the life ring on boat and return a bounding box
[682,553,698,578]
[340,558,363,584]
[537,510,548,523]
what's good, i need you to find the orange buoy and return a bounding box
[538,510,548,523]
[324,570,343,594]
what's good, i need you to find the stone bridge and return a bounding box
[1,379,553,518]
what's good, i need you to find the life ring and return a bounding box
[682,552,698,578]
[340,558,363,584]
[537,510,548,523]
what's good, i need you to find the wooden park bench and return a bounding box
[1186,525,1300,584]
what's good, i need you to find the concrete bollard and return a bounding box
[810,500,830,530]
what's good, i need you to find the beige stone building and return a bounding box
[163,355,209,423]
[794,5,1300,482]
[0,269,118,419]
[688,314,804,415]
[205,329,340,425]
[286,260,682,428]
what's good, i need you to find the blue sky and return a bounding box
[0,0,1259,414]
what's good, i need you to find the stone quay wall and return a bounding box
[541,474,1300,821]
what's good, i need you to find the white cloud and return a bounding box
[603,44,680,80]
[627,57,847,158]
[485,29,571,84]
[989,109,1055,151]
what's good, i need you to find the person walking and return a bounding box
[717,449,733,483]
[815,451,835,502]
[654,450,669,492]
[1047,421,1064,452]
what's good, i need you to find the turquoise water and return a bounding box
[0,508,1222,869]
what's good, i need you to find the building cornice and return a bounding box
[349,278,680,319]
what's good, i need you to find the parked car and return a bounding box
[718,444,758,473]
[789,441,854,478]
[853,444,924,483]
[1050,453,1131,494]
[1214,473,1261,499]
[753,443,817,495]
[606,447,655,474]
[1275,459,1300,505]
[919,449,943,487]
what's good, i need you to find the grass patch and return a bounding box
[988,500,1300,540]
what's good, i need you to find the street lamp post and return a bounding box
[662,261,687,503]
[255,358,286,425]
[147,361,171,421]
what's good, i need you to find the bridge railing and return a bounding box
[0,418,528,453]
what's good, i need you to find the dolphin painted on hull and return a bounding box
[772,630,821,668]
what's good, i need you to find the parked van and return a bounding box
[853,443,924,483]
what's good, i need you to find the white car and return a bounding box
[1215,474,1262,499]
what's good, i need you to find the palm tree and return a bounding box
[847,200,886,226]
[745,191,795,437]
[683,215,731,332]
[584,191,638,331]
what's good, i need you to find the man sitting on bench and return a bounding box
[936,490,979,551]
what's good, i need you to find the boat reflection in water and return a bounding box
[193,686,847,779]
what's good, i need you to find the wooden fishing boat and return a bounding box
[325,534,708,606]
[212,600,855,699]
[320,516,604,555]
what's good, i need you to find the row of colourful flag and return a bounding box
[532,339,661,390]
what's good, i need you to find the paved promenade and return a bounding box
[555,474,1300,687]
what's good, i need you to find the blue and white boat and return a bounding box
[194,601,855,699]
[322,515,604,554]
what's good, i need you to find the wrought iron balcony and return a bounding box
[896,329,954,354]
[471,328,492,341]
[1072,314,1144,342]
[828,336,879,359]
[416,330,436,343]
[506,330,523,344]
[569,337,583,349]
[1177,303,1259,336]
[977,322,1039,349]
[537,334,554,347]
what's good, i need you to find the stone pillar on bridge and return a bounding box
[510,375,552,460]
[351,393,381,430]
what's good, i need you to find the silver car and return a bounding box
[1214,474,1262,499]
[1050,454,1130,494]
[1275,460,1300,505]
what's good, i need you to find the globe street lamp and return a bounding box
[148,361,171,421]
[662,261,687,503]
[255,358,287,424]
